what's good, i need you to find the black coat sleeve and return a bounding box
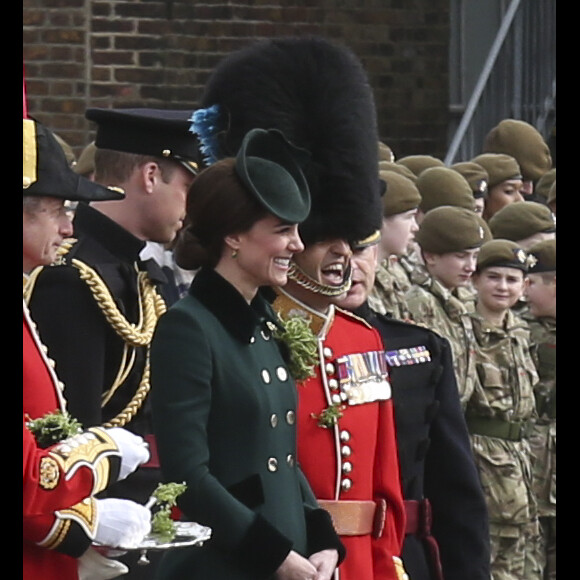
[423,336,491,580]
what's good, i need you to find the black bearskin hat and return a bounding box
[193,36,382,245]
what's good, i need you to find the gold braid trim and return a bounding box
[101,349,153,428]
[69,259,166,428]
[72,258,166,346]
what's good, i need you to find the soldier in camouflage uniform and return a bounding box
[368,170,421,320]
[467,240,542,580]
[405,166,481,306]
[404,206,490,407]
[523,239,556,580]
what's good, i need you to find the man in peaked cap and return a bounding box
[483,118,552,200]
[404,206,491,408]
[23,117,152,580]
[191,36,408,580]
[27,107,201,579]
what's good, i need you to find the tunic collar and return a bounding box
[189,268,282,343]
[73,202,145,263]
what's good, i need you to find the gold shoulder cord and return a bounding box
[72,258,166,428]
[24,241,167,428]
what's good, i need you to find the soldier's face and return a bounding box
[380,210,419,257]
[525,272,556,318]
[334,244,378,311]
[483,179,524,220]
[145,163,195,244]
[23,196,73,273]
[292,238,352,288]
[472,266,526,313]
[424,248,479,290]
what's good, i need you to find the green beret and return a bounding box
[450,161,489,198]
[74,141,96,176]
[378,161,417,182]
[378,141,395,162]
[53,132,76,168]
[488,201,556,241]
[416,166,475,213]
[396,155,445,177]
[547,181,556,206]
[471,153,522,188]
[476,239,530,272]
[483,119,552,182]
[527,238,556,273]
[535,168,556,199]
[379,170,421,217]
[415,205,490,254]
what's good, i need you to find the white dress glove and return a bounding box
[78,546,129,580]
[104,427,150,481]
[94,498,152,549]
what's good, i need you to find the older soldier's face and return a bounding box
[334,244,378,311]
[23,196,73,273]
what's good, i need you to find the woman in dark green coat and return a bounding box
[150,129,344,579]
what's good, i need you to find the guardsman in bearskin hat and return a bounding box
[23,115,151,579]
[189,36,407,580]
[26,107,201,578]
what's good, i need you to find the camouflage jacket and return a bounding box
[466,309,540,529]
[368,257,413,320]
[524,315,556,515]
[404,277,479,407]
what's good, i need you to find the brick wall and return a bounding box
[23,0,450,160]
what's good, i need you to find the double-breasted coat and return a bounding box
[149,268,344,579]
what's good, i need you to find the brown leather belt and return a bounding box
[317,499,386,538]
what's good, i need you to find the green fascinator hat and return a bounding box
[235,128,311,223]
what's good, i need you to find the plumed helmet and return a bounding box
[193,36,383,246]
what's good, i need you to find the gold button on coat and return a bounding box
[267,457,278,472]
[285,410,296,425]
[270,414,278,428]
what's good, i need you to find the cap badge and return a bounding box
[514,249,527,264]
[526,254,538,269]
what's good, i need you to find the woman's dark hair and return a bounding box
[174,158,268,270]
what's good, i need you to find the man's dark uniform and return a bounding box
[354,301,491,580]
[26,108,200,578]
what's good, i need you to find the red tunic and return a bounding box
[274,293,406,580]
[23,304,118,580]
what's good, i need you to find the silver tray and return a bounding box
[98,522,212,565]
